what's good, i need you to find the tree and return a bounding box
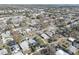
[75,50,79,55]
[6,18,12,25]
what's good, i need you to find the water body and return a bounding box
[0,4,79,9]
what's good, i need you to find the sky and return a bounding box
[0,0,79,4]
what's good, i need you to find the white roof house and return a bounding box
[1,33,8,39]
[11,44,20,54]
[68,45,77,53]
[20,40,29,51]
[6,31,11,36]
[55,49,69,55]
[0,49,8,55]
[31,20,37,25]
[68,37,76,42]
[13,51,23,55]
[29,38,36,44]
[1,32,12,39]
[41,33,50,40]
[46,31,53,37]
[2,37,14,44]
[25,28,31,33]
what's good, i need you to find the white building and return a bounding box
[20,40,29,51]
[68,45,77,54]
[1,33,14,44]
[41,33,50,40]
[46,31,53,37]
[0,49,8,55]
[11,44,20,54]
[68,37,76,42]
[6,31,11,36]
[25,28,31,33]
[55,49,69,55]
[13,51,23,55]
[29,38,36,44]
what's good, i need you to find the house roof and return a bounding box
[55,49,69,55]
[68,45,77,53]
[68,37,76,42]
[20,40,29,51]
[0,49,8,55]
